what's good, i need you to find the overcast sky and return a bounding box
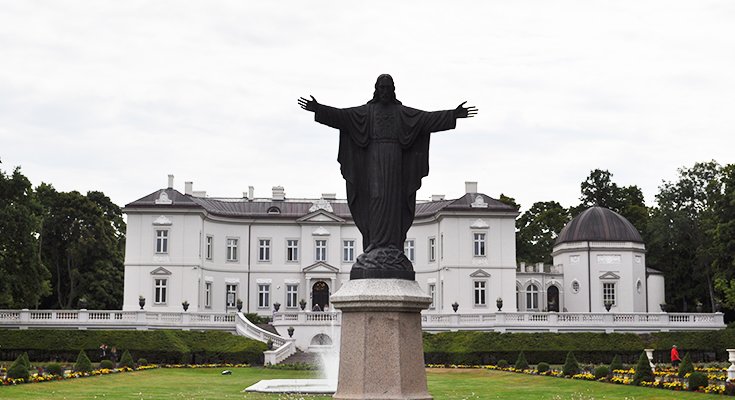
[1,1,734,212]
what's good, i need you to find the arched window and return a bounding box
[267,206,281,214]
[526,284,539,310]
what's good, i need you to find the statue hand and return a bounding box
[455,101,478,118]
[298,95,319,112]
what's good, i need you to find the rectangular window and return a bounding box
[474,280,487,306]
[154,278,167,304]
[428,238,436,262]
[428,283,436,309]
[258,239,271,262]
[286,239,299,262]
[205,236,213,260]
[226,284,237,308]
[258,284,270,308]
[226,238,239,261]
[603,282,616,306]
[205,282,212,308]
[404,239,415,262]
[315,239,327,262]
[473,233,486,257]
[155,230,168,254]
[343,240,355,262]
[286,284,298,308]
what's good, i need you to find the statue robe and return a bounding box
[314,102,456,253]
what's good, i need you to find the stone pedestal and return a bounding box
[330,279,432,400]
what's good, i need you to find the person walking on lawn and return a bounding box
[671,344,682,367]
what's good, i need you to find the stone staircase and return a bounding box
[279,349,322,367]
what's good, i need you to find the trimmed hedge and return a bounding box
[0,329,267,365]
[423,330,734,365]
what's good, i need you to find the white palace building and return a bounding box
[1,175,722,361]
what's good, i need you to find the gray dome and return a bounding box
[555,206,643,246]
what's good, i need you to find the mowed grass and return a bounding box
[0,367,714,400]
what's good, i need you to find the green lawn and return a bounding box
[0,367,714,399]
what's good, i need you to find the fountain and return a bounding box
[244,320,340,394]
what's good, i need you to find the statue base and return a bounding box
[330,279,432,400]
[350,247,414,280]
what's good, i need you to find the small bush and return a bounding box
[119,349,135,368]
[496,359,509,368]
[74,350,93,373]
[633,352,654,385]
[20,352,31,370]
[137,358,148,366]
[99,359,115,369]
[688,372,708,391]
[514,351,529,370]
[609,354,623,372]
[594,365,609,380]
[536,362,550,373]
[45,363,64,376]
[6,354,30,381]
[678,353,694,378]
[562,352,579,376]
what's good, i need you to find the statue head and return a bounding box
[369,74,401,105]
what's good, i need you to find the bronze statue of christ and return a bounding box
[299,74,477,280]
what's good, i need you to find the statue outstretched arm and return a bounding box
[298,95,319,112]
[454,101,478,119]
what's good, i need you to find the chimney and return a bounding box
[248,186,254,199]
[272,186,285,201]
[322,193,337,200]
[465,181,478,194]
[431,194,445,201]
[185,181,193,195]
[192,190,207,198]
[167,174,174,189]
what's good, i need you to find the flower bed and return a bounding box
[427,363,735,396]
[1,363,250,386]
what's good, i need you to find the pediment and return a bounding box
[150,267,172,275]
[470,269,491,278]
[302,262,340,273]
[297,210,345,223]
[599,271,621,280]
[470,218,489,229]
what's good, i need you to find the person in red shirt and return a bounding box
[671,345,682,367]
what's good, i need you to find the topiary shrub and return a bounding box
[20,352,31,370]
[496,359,509,369]
[594,365,610,380]
[514,351,529,370]
[6,354,30,381]
[678,353,694,378]
[99,359,115,369]
[536,362,550,373]
[137,358,148,366]
[609,354,623,373]
[633,352,654,385]
[562,351,579,376]
[74,350,93,373]
[118,349,135,368]
[688,371,708,391]
[45,363,64,376]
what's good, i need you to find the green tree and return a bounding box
[562,351,579,376]
[712,164,735,310]
[647,161,724,311]
[514,351,529,370]
[37,185,125,309]
[74,349,93,373]
[573,169,649,235]
[516,201,570,264]
[0,162,51,308]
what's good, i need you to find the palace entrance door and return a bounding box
[312,281,330,311]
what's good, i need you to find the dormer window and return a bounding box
[267,206,281,214]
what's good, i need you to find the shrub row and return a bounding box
[423,330,735,365]
[0,329,266,365]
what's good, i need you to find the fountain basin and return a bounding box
[244,379,336,394]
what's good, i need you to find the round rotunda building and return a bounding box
[552,206,665,313]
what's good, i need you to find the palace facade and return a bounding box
[122,176,665,317]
